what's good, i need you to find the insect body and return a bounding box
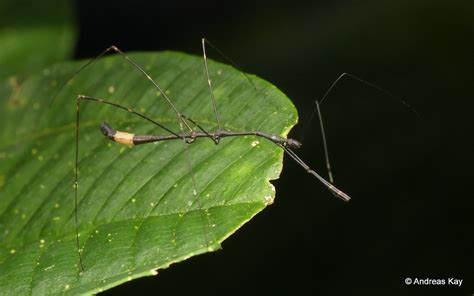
[71,39,415,273]
[99,121,302,148]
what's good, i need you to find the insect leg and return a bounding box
[301,73,419,184]
[201,38,222,135]
[200,38,261,143]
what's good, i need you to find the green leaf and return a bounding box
[0,51,298,294]
[0,0,76,80]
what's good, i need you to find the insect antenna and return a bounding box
[300,72,419,185]
[201,39,352,200]
[318,73,419,117]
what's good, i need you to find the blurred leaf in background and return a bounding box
[0,0,76,80]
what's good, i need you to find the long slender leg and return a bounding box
[74,94,192,271]
[74,90,218,268]
[91,49,211,234]
[75,98,85,271]
[72,42,290,270]
[301,72,419,184]
[201,38,222,135]
[62,45,200,135]
[77,95,180,137]
[49,47,120,108]
[102,46,195,133]
[181,114,218,144]
[201,38,268,145]
[202,38,257,90]
[281,145,350,202]
[200,41,350,202]
[200,39,346,202]
[315,100,333,183]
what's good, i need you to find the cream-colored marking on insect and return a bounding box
[108,85,115,93]
[114,131,135,145]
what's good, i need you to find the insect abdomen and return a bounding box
[100,122,134,145]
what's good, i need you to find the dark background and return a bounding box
[74,0,474,295]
